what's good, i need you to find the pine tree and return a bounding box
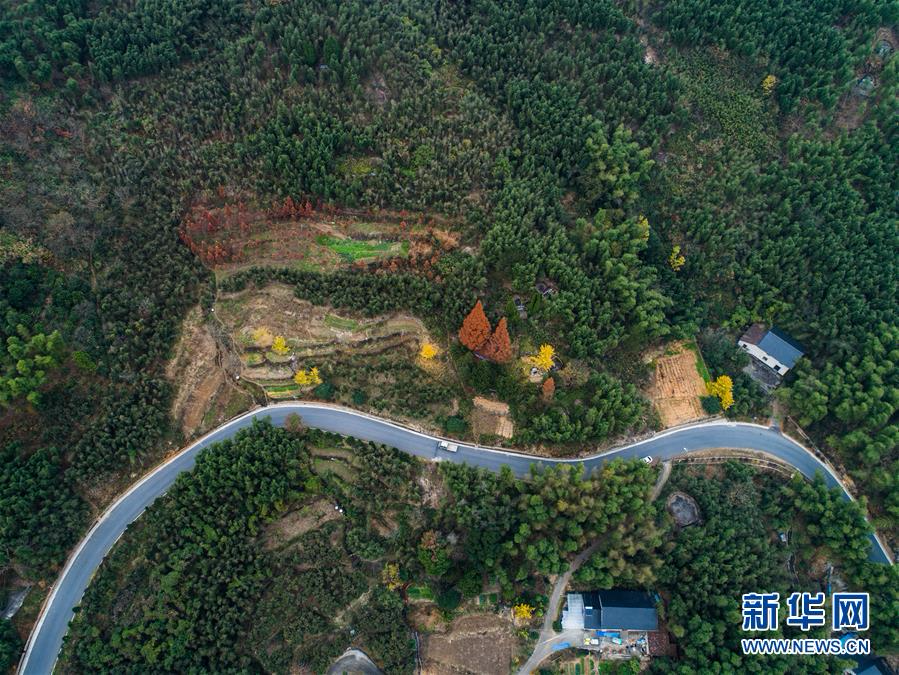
[459,300,491,351]
[481,317,512,363]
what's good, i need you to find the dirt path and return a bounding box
[650,461,672,502]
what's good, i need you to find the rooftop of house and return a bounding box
[740,324,805,368]
[582,590,659,632]
[851,655,894,675]
[740,323,767,346]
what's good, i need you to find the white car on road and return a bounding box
[438,440,459,453]
[641,456,654,464]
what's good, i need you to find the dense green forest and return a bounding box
[0,0,896,669]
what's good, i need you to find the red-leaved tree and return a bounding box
[459,300,491,351]
[481,317,512,363]
[542,377,555,401]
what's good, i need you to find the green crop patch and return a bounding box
[323,314,360,330]
[314,234,406,261]
[406,585,434,600]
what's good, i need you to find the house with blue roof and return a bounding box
[561,590,659,632]
[738,324,805,377]
[848,655,895,675]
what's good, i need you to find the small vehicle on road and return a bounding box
[641,456,654,464]
[438,440,459,453]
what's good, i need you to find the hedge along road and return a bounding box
[20,402,894,674]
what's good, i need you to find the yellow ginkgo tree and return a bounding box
[707,375,734,410]
[512,603,535,621]
[381,563,402,590]
[636,214,650,241]
[530,344,555,372]
[419,342,439,359]
[294,367,323,387]
[668,245,685,272]
[272,335,290,355]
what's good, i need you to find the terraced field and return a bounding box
[214,283,458,413]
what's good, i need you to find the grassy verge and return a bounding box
[684,340,711,382]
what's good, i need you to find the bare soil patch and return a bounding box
[310,447,354,460]
[645,342,708,428]
[648,622,676,657]
[421,613,517,675]
[372,511,400,537]
[217,284,429,358]
[470,396,514,439]
[408,605,445,633]
[418,463,448,508]
[165,306,227,437]
[833,27,896,132]
[364,73,390,107]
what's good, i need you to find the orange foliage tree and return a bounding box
[481,317,513,363]
[459,300,491,351]
[542,377,555,400]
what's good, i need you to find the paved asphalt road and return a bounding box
[20,403,894,674]
[326,647,382,674]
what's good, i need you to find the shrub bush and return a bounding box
[436,587,462,611]
[313,382,335,400]
[444,416,467,435]
[345,527,386,560]
[701,395,722,415]
[457,568,483,597]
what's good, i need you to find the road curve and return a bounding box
[20,402,894,674]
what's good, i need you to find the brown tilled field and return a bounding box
[646,342,708,427]
[421,614,517,675]
[470,396,514,439]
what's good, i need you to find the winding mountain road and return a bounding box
[19,402,893,674]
